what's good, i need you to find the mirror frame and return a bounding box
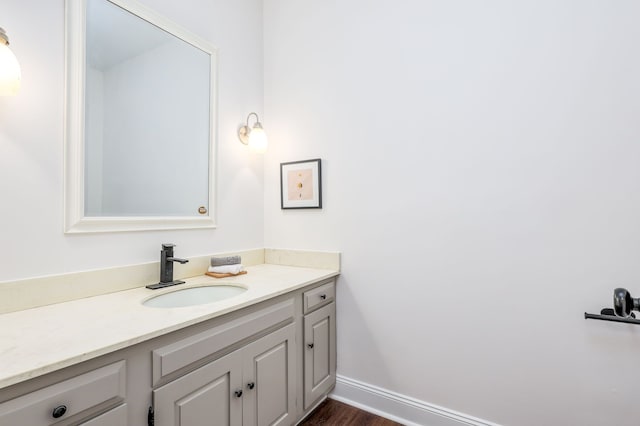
[64,0,218,233]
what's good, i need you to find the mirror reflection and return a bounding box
[84,0,212,217]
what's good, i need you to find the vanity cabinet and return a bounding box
[302,282,337,410]
[0,277,337,426]
[153,324,295,426]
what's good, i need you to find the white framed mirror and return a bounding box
[64,0,217,233]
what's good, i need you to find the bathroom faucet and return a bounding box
[146,243,189,289]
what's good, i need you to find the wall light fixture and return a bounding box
[238,112,268,153]
[0,28,21,96]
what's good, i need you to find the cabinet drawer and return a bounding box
[79,403,127,426]
[153,299,294,386]
[303,281,335,314]
[0,361,126,426]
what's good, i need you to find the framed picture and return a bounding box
[280,159,322,209]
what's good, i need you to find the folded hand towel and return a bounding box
[211,255,242,267]
[208,264,244,275]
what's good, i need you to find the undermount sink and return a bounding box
[142,285,247,308]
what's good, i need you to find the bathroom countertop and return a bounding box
[0,263,338,389]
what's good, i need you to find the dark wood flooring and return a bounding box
[298,398,404,426]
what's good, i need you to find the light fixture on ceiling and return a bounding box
[238,112,268,153]
[0,27,21,96]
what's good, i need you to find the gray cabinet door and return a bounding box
[242,324,296,426]
[153,351,243,426]
[303,302,336,410]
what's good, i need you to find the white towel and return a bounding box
[208,264,244,275]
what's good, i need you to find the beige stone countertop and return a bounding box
[0,264,338,389]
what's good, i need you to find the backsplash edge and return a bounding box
[0,248,265,314]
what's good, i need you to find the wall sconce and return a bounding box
[0,28,21,96]
[238,112,268,153]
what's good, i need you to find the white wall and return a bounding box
[0,0,265,282]
[263,1,640,425]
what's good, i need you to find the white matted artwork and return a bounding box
[280,159,322,209]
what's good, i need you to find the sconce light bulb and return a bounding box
[238,112,268,153]
[0,34,21,96]
[248,125,268,154]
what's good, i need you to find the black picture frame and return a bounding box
[280,159,322,209]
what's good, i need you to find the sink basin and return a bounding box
[142,285,247,308]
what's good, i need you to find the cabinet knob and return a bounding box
[307,343,314,349]
[52,405,67,419]
[247,382,255,390]
[320,294,327,300]
[234,389,243,398]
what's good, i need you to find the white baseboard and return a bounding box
[330,375,501,426]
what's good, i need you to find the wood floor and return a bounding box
[298,398,403,426]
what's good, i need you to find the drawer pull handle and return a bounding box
[247,382,255,390]
[307,343,314,349]
[235,389,243,398]
[320,294,327,300]
[52,405,67,419]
